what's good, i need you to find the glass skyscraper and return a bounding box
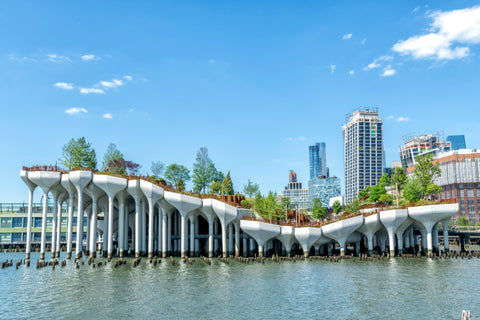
[342,108,384,203]
[309,142,327,179]
[446,135,466,150]
[308,176,341,208]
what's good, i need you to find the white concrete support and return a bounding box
[124,210,129,253]
[421,229,427,254]
[61,174,76,260]
[69,171,92,259]
[234,223,240,257]
[117,191,128,258]
[189,218,195,257]
[441,218,450,252]
[40,191,49,260]
[294,227,322,257]
[195,216,200,256]
[86,210,91,255]
[141,199,147,255]
[89,195,99,258]
[167,212,172,255]
[214,219,218,253]
[127,179,144,258]
[228,224,233,256]
[157,210,162,256]
[173,213,178,253]
[50,192,59,259]
[139,179,164,259]
[208,220,214,258]
[221,224,227,257]
[276,226,296,256]
[161,209,168,257]
[322,215,364,256]
[379,209,409,257]
[180,216,187,257]
[20,171,37,261]
[250,238,256,256]
[240,220,280,258]
[357,213,382,255]
[107,197,114,258]
[243,237,247,257]
[433,223,439,253]
[395,218,413,256]
[56,195,65,257]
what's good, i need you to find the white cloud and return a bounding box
[100,79,123,88]
[286,136,307,142]
[209,59,215,63]
[102,113,113,119]
[386,115,394,120]
[81,54,97,61]
[397,116,410,122]
[413,6,420,13]
[342,33,353,40]
[330,65,336,74]
[47,54,70,63]
[54,82,73,90]
[123,75,133,81]
[79,87,105,94]
[361,38,367,45]
[364,56,393,70]
[349,70,355,75]
[381,66,396,77]
[8,54,36,62]
[65,107,87,115]
[393,5,480,60]
[128,108,135,112]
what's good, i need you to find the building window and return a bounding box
[12,217,23,228]
[1,217,11,228]
[34,217,42,228]
[460,190,465,198]
[11,233,22,242]
[468,206,475,213]
[468,190,475,197]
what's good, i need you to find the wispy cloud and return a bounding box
[349,70,355,75]
[361,38,367,45]
[81,54,97,61]
[65,107,87,115]
[392,5,480,60]
[8,54,36,62]
[79,88,104,94]
[397,116,410,122]
[386,115,394,120]
[364,56,393,70]
[342,33,353,40]
[286,136,306,142]
[102,113,113,119]
[47,54,70,63]
[54,82,73,90]
[330,65,336,74]
[123,75,133,81]
[381,66,396,77]
[100,79,123,88]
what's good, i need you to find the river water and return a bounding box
[0,252,477,319]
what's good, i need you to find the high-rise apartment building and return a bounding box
[446,135,466,150]
[309,142,327,179]
[280,170,309,211]
[399,133,451,169]
[342,107,384,203]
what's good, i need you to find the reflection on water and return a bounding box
[0,252,477,320]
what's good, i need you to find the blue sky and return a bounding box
[2,1,480,202]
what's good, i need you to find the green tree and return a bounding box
[243,179,260,198]
[164,164,191,189]
[456,216,469,226]
[391,167,407,205]
[60,137,97,170]
[102,143,123,171]
[414,154,442,200]
[426,183,443,199]
[358,188,370,200]
[280,197,291,217]
[254,191,283,222]
[151,161,165,178]
[177,178,186,192]
[311,198,327,220]
[209,181,223,195]
[403,177,423,203]
[192,147,217,194]
[378,194,394,206]
[344,198,360,214]
[332,200,342,214]
[222,171,234,195]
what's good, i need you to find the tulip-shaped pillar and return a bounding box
[85,182,104,258]
[127,179,144,258]
[158,199,175,258]
[49,184,65,259]
[240,220,280,257]
[139,180,163,259]
[116,190,129,258]
[441,218,451,252]
[212,200,238,258]
[28,171,62,261]
[199,199,216,258]
[61,174,76,259]
[276,226,296,256]
[164,192,202,258]
[379,209,409,256]
[69,171,93,259]
[294,227,322,257]
[20,170,37,261]
[56,193,67,257]
[322,215,364,256]
[357,213,383,255]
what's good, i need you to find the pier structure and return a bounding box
[18,168,460,261]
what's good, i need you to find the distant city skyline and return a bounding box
[2,1,480,202]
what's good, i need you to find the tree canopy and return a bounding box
[164,164,190,189]
[151,161,165,178]
[192,147,217,194]
[60,137,97,170]
[332,200,342,214]
[243,179,260,198]
[414,154,442,200]
[403,177,423,203]
[222,171,234,195]
[311,198,327,220]
[102,143,141,175]
[254,191,284,222]
[102,143,123,171]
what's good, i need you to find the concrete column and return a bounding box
[228,224,233,256]
[367,236,374,255]
[50,194,58,259]
[56,198,63,257]
[433,224,439,253]
[426,232,433,254]
[442,219,450,252]
[189,218,195,257]
[75,192,84,259]
[107,197,114,259]
[327,242,333,256]
[222,224,227,258]
[243,237,247,257]
[135,201,141,258]
[124,210,129,254]
[397,233,404,256]
[214,219,218,253]
[40,193,49,261]
[162,210,167,258]
[167,212,172,255]
[103,205,108,257]
[388,234,395,257]
[141,199,146,255]
[90,200,98,258]
[405,231,410,250]
[355,241,361,256]
[85,210,90,256]
[118,200,125,258]
[25,188,34,260]
[173,213,178,253]
[66,197,74,259]
[258,243,264,257]
[249,238,255,256]
[208,220,214,258]
[234,223,240,257]
[147,200,154,259]
[181,215,186,258]
[420,230,427,254]
[195,216,200,257]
